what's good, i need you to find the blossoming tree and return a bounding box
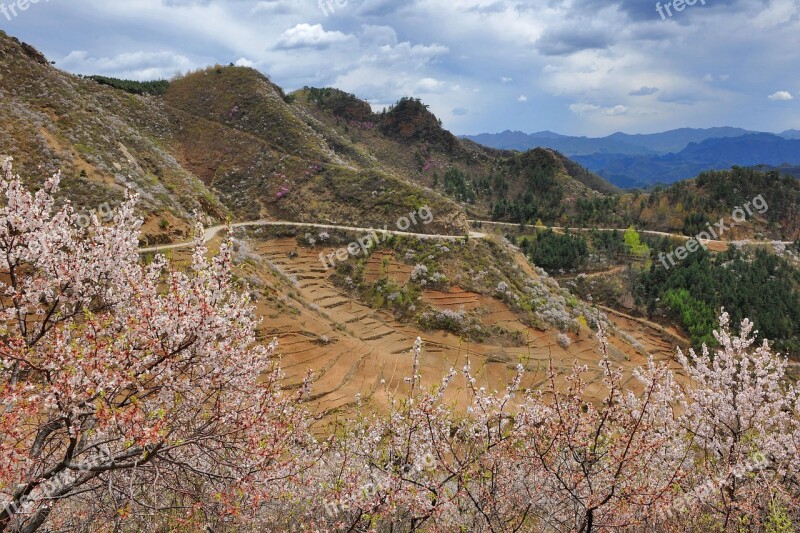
[0,159,314,532]
[669,313,800,529]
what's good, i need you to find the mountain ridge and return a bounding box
[462,126,769,155]
[464,127,800,188]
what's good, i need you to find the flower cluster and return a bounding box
[410,263,429,281]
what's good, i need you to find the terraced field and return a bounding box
[210,236,691,425]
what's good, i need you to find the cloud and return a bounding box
[569,103,600,114]
[356,0,413,17]
[605,104,628,116]
[536,25,614,56]
[518,95,528,102]
[452,107,468,116]
[569,0,741,22]
[569,102,627,116]
[768,90,794,101]
[12,0,800,136]
[251,0,293,15]
[466,2,508,14]
[629,86,659,96]
[59,50,195,80]
[375,41,449,63]
[415,77,445,93]
[359,25,398,46]
[274,24,353,50]
[752,0,800,28]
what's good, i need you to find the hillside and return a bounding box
[1,29,797,409]
[292,87,621,222]
[606,166,800,241]
[1,31,680,417]
[0,32,228,244]
[0,31,469,240]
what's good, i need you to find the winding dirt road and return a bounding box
[139,221,487,253]
[468,220,795,246]
[139,218,795,254]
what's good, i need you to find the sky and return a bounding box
[1,0,799,136]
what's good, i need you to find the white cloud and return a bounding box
[274,24,354,50]
[501,76,513,83]
[768,90,794,101]
[569,102,627,116]
[60,50,195,80]
[415,77,445,92]
[359,25,398,46]
[752,0,799,28]
[518,95,528,102]
[605,105,628,116]
[569,103,600,114]
[376,42,449,62]
[235,57,255,67]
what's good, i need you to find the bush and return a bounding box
[556,333,571,348]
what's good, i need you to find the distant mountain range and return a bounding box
[463,128,800,188]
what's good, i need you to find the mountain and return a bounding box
[0,31,475,242]
[754,163,800,178]
[463,127,756,156]
[574,133,800,188]
[464,130,655,156]
[463,127,800,188]
[3,30,797,370]
[2,30,674,421]
[603,127,754,154]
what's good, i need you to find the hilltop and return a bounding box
[292,87,621,219]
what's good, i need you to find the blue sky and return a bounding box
[1,0,799,136]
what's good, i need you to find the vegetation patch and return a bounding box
[87,75,170,95]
